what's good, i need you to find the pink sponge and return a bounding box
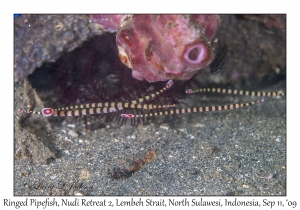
[91,14,219,82]
[90,14,128,32]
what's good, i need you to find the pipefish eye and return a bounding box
[210,44,227,75]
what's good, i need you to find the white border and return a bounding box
[2,0,298,209]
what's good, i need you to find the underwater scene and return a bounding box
[14,14,286,196]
